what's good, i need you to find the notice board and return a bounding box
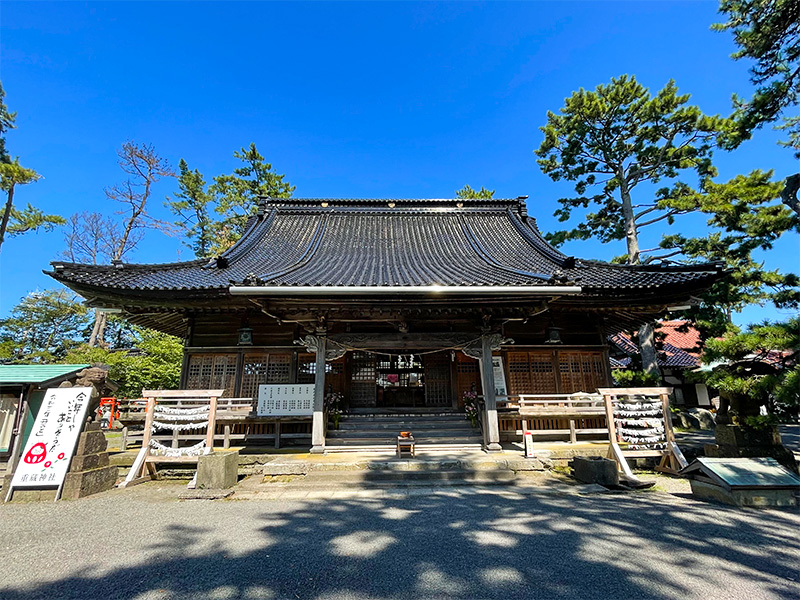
[6,387,92,500]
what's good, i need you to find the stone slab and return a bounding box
[70,452,110,472]
[61,465,118,500]
[75,429,109,456]
[178,489,235,500]
[197,451,239,489]
[570,456,619,486]
[690,479,798,508]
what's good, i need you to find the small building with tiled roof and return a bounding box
[609,320,712,407]
[47,198,722,452]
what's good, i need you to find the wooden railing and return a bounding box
[496,393,608,443]
[116,396,312,450]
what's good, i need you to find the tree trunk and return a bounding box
[88,309,108,347]
[781,173,800,217]
[618,170,659,376]
[0,183,15,252]
[638,321,660,377]
[617,172,640,265]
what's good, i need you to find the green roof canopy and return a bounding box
[0,364,90,386]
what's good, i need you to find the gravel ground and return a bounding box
[1,478,798,600]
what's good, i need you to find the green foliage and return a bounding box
[7,202,65,236]
[701,318,799,419]
[0,289,91,362]
[167,144,294,257]
[66,327,183,398]
[658,169,799,336]
[612,369,661,387]
[536,75,729,264]
[0,81,60,250]
[455,184,495,199]
[714,0,800,152]
[165,158,215,258]
[208,143,294,253]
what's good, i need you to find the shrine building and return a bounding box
[48,197,722,452]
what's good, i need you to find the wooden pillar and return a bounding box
[479,335,502,453]
[310,335,327,454]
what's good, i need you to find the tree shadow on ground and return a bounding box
[0,485,798,600]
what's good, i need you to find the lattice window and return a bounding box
[186,354,237,396]
[240,353,292,399]
[266,354,291,384]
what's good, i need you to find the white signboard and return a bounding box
[10,387,92,491]
[257,384,315,416]
[492,356,508,397]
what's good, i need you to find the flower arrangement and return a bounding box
[463,390,479,428]
[325,392,344,429]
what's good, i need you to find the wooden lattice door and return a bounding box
[558,351,607,393]
[349,352,377,407]
[506,351,558,395]
[423,353,452,407]
[455,354,481,408]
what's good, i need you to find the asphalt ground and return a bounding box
[1,480,798,600]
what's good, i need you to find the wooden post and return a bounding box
[223,425,231,450]
[479,335,502,452]
[205,395,218,451]
[311,336,327,454]
[274,418,282,449]
[138,396,156,479]
[121,426,128,451]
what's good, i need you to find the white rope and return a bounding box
[149,439,207,457]
[616,401,661,411]
[152,420,209,432]
[618,427,664,437]
[155,405,210,416]
[616,409,662,417]
[152,411,210,422]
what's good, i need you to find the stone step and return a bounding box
[326,434,483,445]
[323,443,485,453]
[328,428,479,438]
[294,469,517,485]
[335,420,473,431]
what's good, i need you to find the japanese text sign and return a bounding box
[11,387,92,489]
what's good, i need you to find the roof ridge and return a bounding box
[51,258,208,271]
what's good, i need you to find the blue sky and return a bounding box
[1,1,797,325]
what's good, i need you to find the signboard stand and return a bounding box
[4,387,93,503]
[599,387,688,484]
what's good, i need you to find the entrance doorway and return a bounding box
[347,351,455,409]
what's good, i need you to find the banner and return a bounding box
[10,387,92,490]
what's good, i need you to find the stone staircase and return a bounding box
[325,410,483,452]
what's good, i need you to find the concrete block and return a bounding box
[570,456,619,486]
[75,429,108,456]
[61,465,118,500]
[69,452,110,472]
[197,451,239,489]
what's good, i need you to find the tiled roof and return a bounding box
[609,326,701,369]
[659,320,702,357]
[48,198,723,296]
